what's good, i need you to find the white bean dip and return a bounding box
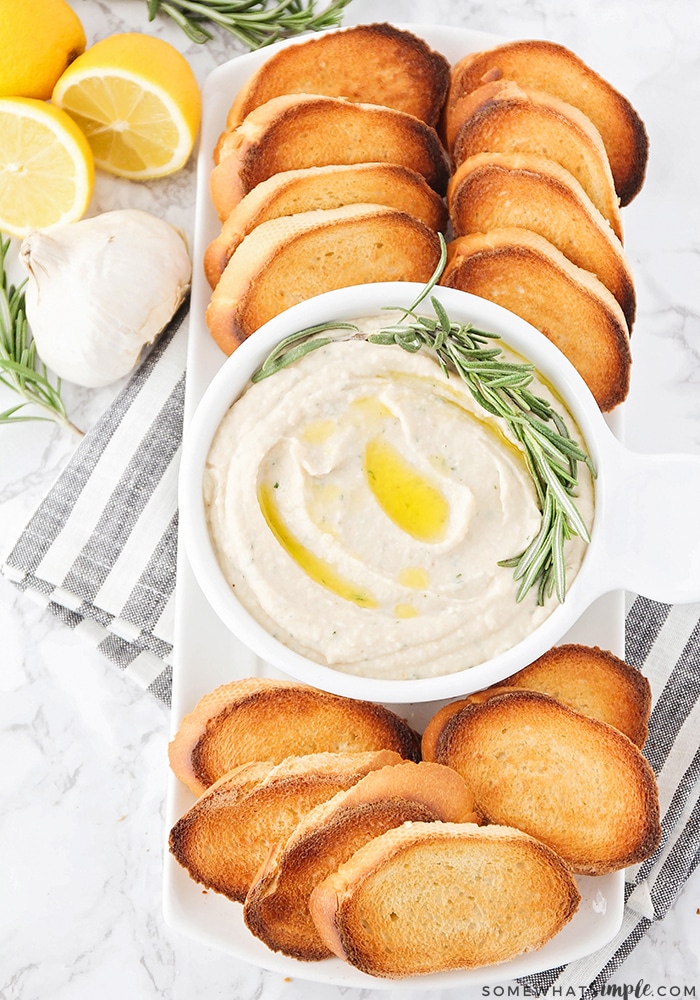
[204,315,594,680]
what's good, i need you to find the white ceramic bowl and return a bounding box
[179,283,700,704]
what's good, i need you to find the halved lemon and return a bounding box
[52,33,201,180]
[0,97,94,238]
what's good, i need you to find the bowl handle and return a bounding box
[600,438,700,604]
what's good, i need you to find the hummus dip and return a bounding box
[204,318,594,680]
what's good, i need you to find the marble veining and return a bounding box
[1,2,699,998]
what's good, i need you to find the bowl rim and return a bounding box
[179,282,614,703]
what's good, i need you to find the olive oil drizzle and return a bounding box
[258,482,377,608]
[364,437,449,543]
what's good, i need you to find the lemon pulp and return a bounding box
[0,97,94,236]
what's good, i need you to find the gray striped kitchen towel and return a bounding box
[521,596,700,994]
[2,298,699,987]
[1,301,189,707]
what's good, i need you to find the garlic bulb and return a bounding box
[19,209,192,388]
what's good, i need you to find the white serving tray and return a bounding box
[163,24,626,988]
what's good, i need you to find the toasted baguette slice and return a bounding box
[422,643,652,759]
[243,761,479,961]
[441,227,631,411]
[309,820,581,977]
[168,676,421,796]
[226,23,450,130]
[496,643,652,746]
[207,203,443,354]
[210,94,450,220]
[444,39,648,205]
[169,749,402,902]
[431,691,661,875]
[447,80,622,240]
[205,162,448,288]
[447,152,635,328]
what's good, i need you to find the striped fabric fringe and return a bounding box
[2,303,699,987]
[1,302,189,707]
[521,597,700,994]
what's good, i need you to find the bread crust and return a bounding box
[168,749,402,902]
[447,80,622,240]
[205,162,448,288]
[421,700,471,763]
[210,94,451,220]
[502,643,652,747]
[447,151,635,328]
[243,761,479,960]
[245,798,440,960]
[431,690,661,874]
[226,23,450,130]
[445,39,648,205]
[168,676,421,796]
[206,204,443,353]
[422,643,652,758]
[168,677,297,794]
[441,226,631,412]
[309,820,581,977]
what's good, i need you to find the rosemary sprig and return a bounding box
[251,239,595,605]
[146,0,354,47]
[0,237,82,436]
[251,321,358,382]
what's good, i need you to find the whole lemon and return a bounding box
[0,0,86,100]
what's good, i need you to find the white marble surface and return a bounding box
[1,1,699,997]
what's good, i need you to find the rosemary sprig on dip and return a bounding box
[251,239,595,605]
[146,0,353,47]
[0,236,81,435]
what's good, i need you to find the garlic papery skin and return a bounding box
[19,209,192,388]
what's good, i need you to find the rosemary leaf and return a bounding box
[551,510,567,602]
[508,492,555,583]
[0,236,82,436]
[528,442,591,543]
